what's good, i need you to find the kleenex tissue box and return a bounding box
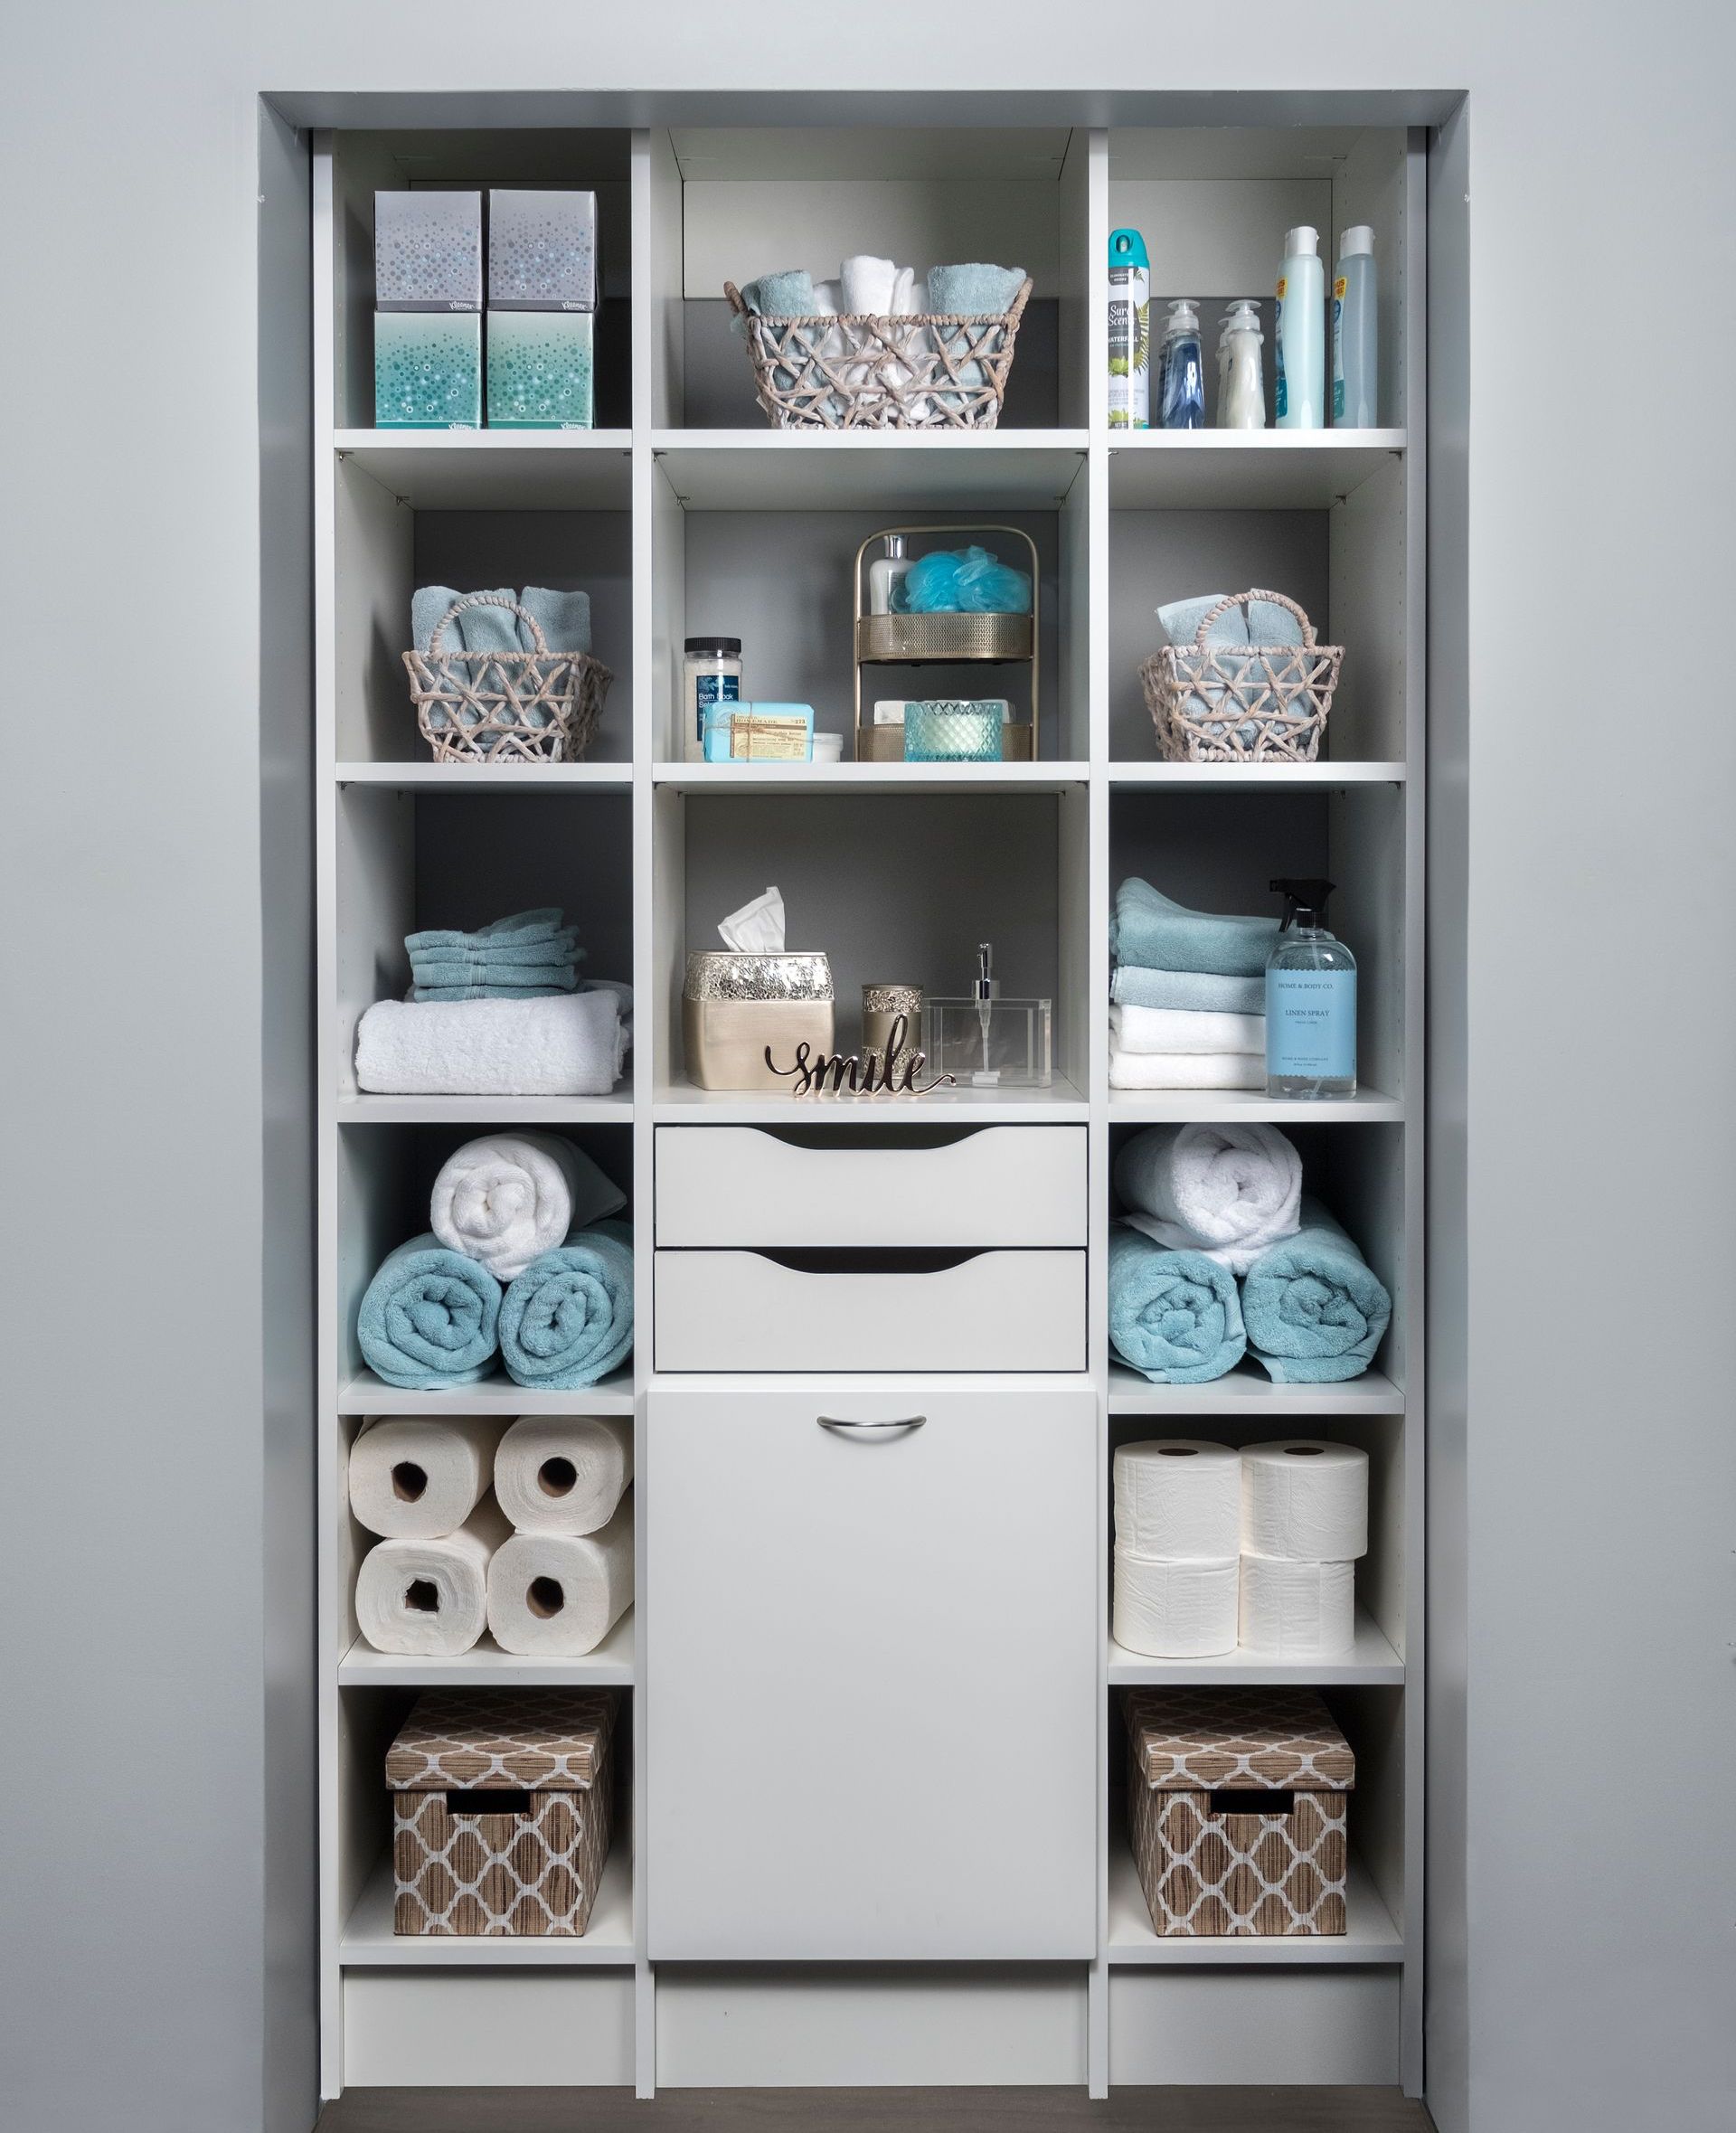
[486,311,594,429]
[489,189,599,311]
[703,703,816,763]
[375,312,481,428]
[374,190,481,311]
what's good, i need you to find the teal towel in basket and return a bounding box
[357,1233,501,1390]
[1241,1200,1392,1383]
[1110,878,1278,978]
[499,1221,635,1390]
[925,263,1025,314]
[1108,1222,1246,1385]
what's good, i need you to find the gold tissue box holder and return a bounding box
[682,951,835,1090]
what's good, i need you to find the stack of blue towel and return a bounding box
[408,908,582,1004]
[1109,878,1277,1090]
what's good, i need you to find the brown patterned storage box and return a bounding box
[386,1689,618,1937]
[1122,1686,1354,1937]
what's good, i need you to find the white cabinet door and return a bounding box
[646,1384,1097,1959]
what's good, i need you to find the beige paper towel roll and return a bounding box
[494,1413,633,1535]
[1112,1550,1240,1657]
[486,1493,634,1656]
[1114,1439,1241,1560]
[1238,1553,1355,1657]
[354,1495,511,1655]
[1241,1439,1369,1561]
[347,1415,504,1539]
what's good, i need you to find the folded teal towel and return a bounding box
[499,1221,635,1390]
[517,586,591,657]
[408,909,570,953]
[357,1233,501,1390]
[1156,593,1304,651]
[926,263,1025,314]
[406,910,581,999]
[741,269,818,316]
[1112,964,1268,1015]
[1111,879,1278,978]
[1108,1222,1246,1384]
[1241,1199,1392,1383]
[408,976,580,1003]
[412,936,579,973]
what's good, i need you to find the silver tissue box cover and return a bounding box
[684,951,834,1003]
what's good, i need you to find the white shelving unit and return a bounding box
[313,116,1426,2104]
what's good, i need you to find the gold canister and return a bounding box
[683,951,835,1090]
[861,982,923,1083]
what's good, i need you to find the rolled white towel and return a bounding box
[354,987,627,1097]
[494,1413,633,1534]
[487,1495,635,1656]
[841,253,899,314]
[1114,1121,1303,1272]
[354,1496,509,1656]
[1109,1003,1265,1056]
[1109,1047,1264,1091]
[431,1131,626,1282]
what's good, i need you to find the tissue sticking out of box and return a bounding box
[719,887,786,953]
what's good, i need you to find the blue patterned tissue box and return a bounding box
[486,311,594,429]
[489,189,599,311]
[373,190,481,310]
[374,312,481,429]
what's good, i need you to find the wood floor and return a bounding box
[319,2087,1435,2131]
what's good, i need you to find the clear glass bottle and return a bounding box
[682,635,741,763]
[1265,878,1357,1097]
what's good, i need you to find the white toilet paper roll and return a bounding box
[1241,1439,1369,1561]
[354,1496,510,1655]
[494,1414,633,1535]
[1114,1439,1241,1560]
[487,1494,635,1656]
[1238,1554,1355,1657]
[348,1416,505,1539]
[1112,1550,1240,1657]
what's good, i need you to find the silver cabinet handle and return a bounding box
[816,1415,927,1437]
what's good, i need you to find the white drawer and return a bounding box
[654,1125,1086,1248]
[646,1384,1097,1959]
[653,1247,1086,1372]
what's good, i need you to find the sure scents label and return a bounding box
[1267,970,1356,1079]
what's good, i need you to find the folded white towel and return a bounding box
[486,1495,635,1656]
[431,1131,626,1282]
[354,1496,510,1656]
[1110,1004,1266,1056]
[841,253,899,314]
[348,1415,505,1539]
[1109,1047,1265,1090]
[1115,1121,1304,1272]
[494,1413,633,1534]
[354,988,627,1097]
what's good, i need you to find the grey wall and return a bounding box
[5,8,1735,2133]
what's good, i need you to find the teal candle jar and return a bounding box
[902,701,1004,762]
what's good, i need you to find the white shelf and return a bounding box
[341,1845,636,1967]
[336,1094,631,1126]
[1107,1362,1402,1415]
[339,1369,636,1416]
[1109,1086,1402,1124]
[334,429,633,510]
[1105,1609,1402,1687]
[652,1076,1088,1124]
[336,761,632,789]
[655,760,1090,796]
[652,429,1089,510]
[338,1613,635,1686]
[1109,760,1406,788]
[1107,1840,1402,1967]
[1108,431,1406,511]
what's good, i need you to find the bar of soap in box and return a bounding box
[374,190,481,311]
[489,189,599,311]
[486,311,593,428]
[703,703,816,763]
[375,312,481,428]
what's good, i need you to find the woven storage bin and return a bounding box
[403,592,612,765]
[724,278,1033,430]
[1139,590,1343,764]
[388,1688,618,1937]
[1123,1686,1354,1937]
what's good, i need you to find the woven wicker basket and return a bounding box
[1140,590,1343,765]
[403,592,612,765]
[724,278,1033,430]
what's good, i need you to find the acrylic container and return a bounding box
[923,996,1052,1088]
[486,310,594,428]
[374,311,481,429]
[903,702,1005,763]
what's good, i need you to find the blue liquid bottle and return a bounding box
[1265,877,1357,1097]
[1157,298,1204,429]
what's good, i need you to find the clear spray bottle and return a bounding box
[1265,878,1357,1097]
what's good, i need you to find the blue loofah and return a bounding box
[901,544,1033,616]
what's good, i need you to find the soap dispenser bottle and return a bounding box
[1275,226,1326,429]
[1216,300,1266,429]
[1157,299,1205,429]
[1265,878,1357,1097]
[868,533,912,616]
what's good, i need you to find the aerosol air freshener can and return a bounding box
[1108,229,1150,429]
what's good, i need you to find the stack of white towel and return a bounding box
[351,1412,635,1658]
[1112,1437,1370,1660]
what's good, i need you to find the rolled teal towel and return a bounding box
[357,1233,501,1390]
[1111,879,1278,978]
[1241,1199,1392,1383]
[741,269,818,316]
[926,263,1025,314]
[517,586,591,657]
[1108,1222,1246,1384]
[1157,593,1248,652]
[1112,964,1268,1016]
[499,1221,635,1390]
